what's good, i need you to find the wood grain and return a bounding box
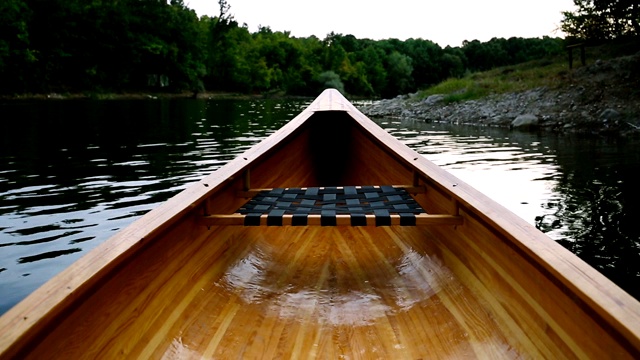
[14,226,526,359]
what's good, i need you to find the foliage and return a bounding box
[561,0,640,41]
[385,51,414,97]
[315,71,345,94]
[0,0,35,93]
[416,56,570,103]
[0,0,567,98]
[462,37,564,72]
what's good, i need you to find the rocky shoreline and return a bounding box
[362,53,640,136]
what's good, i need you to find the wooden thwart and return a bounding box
[201,213,463,226]
[236,185,426,198]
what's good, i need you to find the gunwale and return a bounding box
[0,88,639,358]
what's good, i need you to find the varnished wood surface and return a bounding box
[18,226,525,359]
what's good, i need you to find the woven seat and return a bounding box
[200,185,462,227]
[237,186,425,226]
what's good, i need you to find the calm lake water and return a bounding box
[1,98,639,314]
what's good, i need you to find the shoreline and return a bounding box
[361,53,640,137]
[0,91,272,101]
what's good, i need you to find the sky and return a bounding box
[184,0,577,48]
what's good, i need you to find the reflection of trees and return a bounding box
[0,98,306,313]
[203,99,302,150]
[537,171,640,300]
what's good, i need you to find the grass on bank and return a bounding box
[415,57,570,103]
[415,40,640,104]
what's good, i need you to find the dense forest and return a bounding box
[1,0,633,98]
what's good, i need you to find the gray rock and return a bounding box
[423,94,445,105]
[359,55,640,135]
[512,114,539,129]
[400,110,414,118]
[489,115,512,126]
[600,108,621,121]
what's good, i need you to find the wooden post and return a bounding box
[567,43,585,69]
[568,48,574,69]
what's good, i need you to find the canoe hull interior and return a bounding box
[1,89,639,359]
[17,225,524,359]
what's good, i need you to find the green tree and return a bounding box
[162,1,207,91]
[0,0,35,93]
[358,43,387,96]
[384,51,413,96]
[315,70,345,93]
[205,0,240,90]
[462,38,508,72]
[0,1,568,97]
[562,0,639,40]
[440,50,465,78]
[289,36,324,95]
[403,38,444,87]
[253,28,307,93]
[321,33,349,72]
[229,33,271,92]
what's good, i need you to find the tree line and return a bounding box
[1,0,569,98]
[561,0,639,42]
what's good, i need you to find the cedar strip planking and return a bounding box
[428,209,611,358]
[19,227,528,358]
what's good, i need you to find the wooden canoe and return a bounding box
[1,89,639,359]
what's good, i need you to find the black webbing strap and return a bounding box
[237,186,425,226]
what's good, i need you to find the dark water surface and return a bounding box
[1,98,639,314]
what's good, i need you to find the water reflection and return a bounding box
[0,98,306,313]
[376,118,640,300]
[538,138,640,295]
[378,119,563,229]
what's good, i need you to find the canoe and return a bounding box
[1,89,639,359]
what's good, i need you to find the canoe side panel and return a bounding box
[14,214,228,359]
[410,159,639,357]
[340,121,414,186]
[425,206,638,359]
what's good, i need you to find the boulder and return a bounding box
[423,94,445,105]
[512,114,539,129]
[599,108,621,121]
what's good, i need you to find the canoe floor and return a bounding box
[25,226,525,359]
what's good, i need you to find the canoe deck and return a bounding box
[24,225,524,359]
